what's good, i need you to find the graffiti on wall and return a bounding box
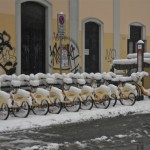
[0,31,17,75]
[50,32,79,73]
[105,48,116,63]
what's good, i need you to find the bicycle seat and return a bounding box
[36,88,49,97]
[0,90,10,99]
[17,89,30,97]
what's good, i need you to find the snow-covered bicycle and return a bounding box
[62,78,81,112]
[0,86,10,120]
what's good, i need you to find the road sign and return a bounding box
[57,13,66,37]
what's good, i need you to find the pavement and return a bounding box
[0,113,150,150]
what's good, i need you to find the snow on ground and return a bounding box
[114,134,128,138]
[91,136,108,142]
[22,143,61,150]
[0,98,150,133]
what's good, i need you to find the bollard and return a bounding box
[137,40,144,100]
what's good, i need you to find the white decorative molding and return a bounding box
[69,0,79,72]
[113,0,120,59]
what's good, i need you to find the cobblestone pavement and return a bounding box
[0,113,150,150]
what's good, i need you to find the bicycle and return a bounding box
[29,78,49,115]
[131,71,150,98]
[62,77,81,112]
[0,86,10,120]
[45,77,63,114]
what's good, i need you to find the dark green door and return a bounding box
[85,22,100,73]
[21,2,45,74]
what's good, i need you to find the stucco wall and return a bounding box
[0,0,16,46]
[120,0,150,54]
[1,0,150,74]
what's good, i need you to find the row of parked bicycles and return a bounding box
[0,71,149,120]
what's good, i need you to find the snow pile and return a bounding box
[0,90,10,99]
[30,80,40,87]
[17,89,30,97]
[124,83,136,90]
[0,98,150,132]
[77,79,86,85]
[17,74,29,81]
[82,85,94,93]
[115,134,128,138]
[63,78,72,84]
[74,141,87,148]
[22,143,60,150]
[36,88,49,97]
[102,73,112,81]
[11,80,21,87]
[69,86,81,94]
[35,73,46,79]
[46,78,56,84]
[131,71,149,82]
[127,53,150,59]
[91,136,108,142]
[112,58,137,65]
[108,84,120,99]
[82,72,91,79]
[119,76,132,82]
[93,73,102,80]
[50,86,64,102]
[95,85,111,97]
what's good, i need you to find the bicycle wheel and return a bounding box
[0,103,9,120]
[111,94,118,107]
[49,98,62,114]
[12,101,30,118]
[94,95,110,109]
[32,100,49,115]
[136,86,142,101]
[80,96,93,110]
[120,93,136,106]
[65,97,81,112]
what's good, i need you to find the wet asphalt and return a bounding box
[0,113,150,150]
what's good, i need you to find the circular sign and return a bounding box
[59,15,65,25]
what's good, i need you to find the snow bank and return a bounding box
[0,98,150,133]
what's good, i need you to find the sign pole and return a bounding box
[60,36,63,74]
[57,12,65,74]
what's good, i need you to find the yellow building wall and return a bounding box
[0,0,16,74]
[1,0,150,74]
[104,33,113,72]
[0,0,16,47]
[0,0,70,74]
[78,31,83,71]
[48,0,70,73]
[120,0,150,56]
[120,34,127,59]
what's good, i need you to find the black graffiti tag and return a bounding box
[0,31,17,75]
[105,48,116,62]
[50,33,79,73]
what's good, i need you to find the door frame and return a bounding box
[16,0,52,74]
[82,18,104,73]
